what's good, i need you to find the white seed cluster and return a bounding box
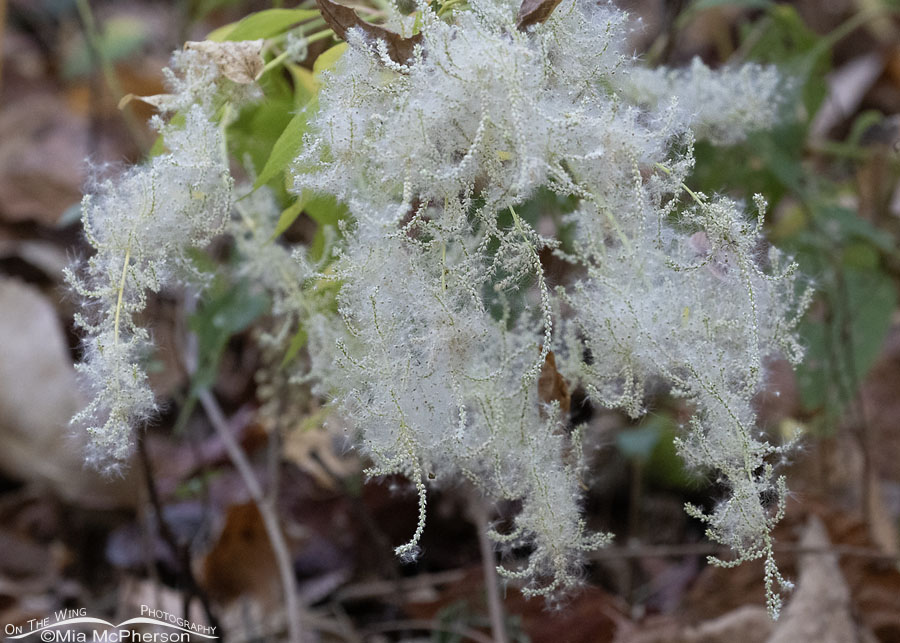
[67,0,809,614]
[66,53,237,474]
[295,0,809,612]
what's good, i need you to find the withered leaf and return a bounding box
[120,40,265,112]
[185,39,266,84]
[315,0,422,66]
[118,92,179,111]
[538,350,571,417]
[202,503,280,605]
[516,0,564,30]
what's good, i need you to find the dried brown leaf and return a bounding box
[202,503,280,605]
[184,39,265,84]
[118,92,178,111]
[538,350,571,417]
[516,0,564,30]
[119,40,265,111]
[315,0,422,66]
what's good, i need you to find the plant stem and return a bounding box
[113,246,131,347]
[198,390,305,643]
[75,0,149,150]
[0,0,7,98]
[136,437,221,633]
[469,494,509,643]
[258,29,335,79]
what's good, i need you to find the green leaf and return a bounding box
[304,192,348,260]
[746,5,831,118]
[646,425,703,490]
[677,0,772,28]
[616,423,661,461]
[286,63,318,105]
[208,8,320,42]
[842,243,880,270]
[228,92,294,179]
[815,204,897,255]
[189,282,270,391]
[313,42,348,78]
[253,100,316,190]
[281,326,309,367]
[63,16,150,78]
[797,266,896,419]
[271,195,309,240]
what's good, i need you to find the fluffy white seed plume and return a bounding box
[622,57,784,145]
[67,56,238,473]
[66,0,806,612]
[309,224,606,590]
[295,0,805,610]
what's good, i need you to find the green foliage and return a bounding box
[676,0,773,29]
[303,193,347,260]
[209,8,320,42]
[63,15,149,78]
[617,416,701,490]
[189,279,270,392]
[689,3,900,433]
[791,205,898,426]
[254,101,317,190]
[228,74,297,178]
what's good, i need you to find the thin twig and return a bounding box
[133,472,163,609]
[136,437,221,633]
[74,0,149,150]
[0,0,7,98]
[588,541,900,562]
[468,495,509,643]
[198,390,305,643]
[333,568,467,602]
[362,619,495,643]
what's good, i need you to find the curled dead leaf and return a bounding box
[202,503,280,606]
[315,0,422,66]
[516,0,564,30]
[119,40,265,112]
[184,39,266,84]
[118,92,178,111]
[538,350,571,417]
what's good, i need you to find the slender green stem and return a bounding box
[818,4,899,53]
[655,162,706,208]
[259,29,336,79]
[75,0,149,150]
[261,50,292,77]
[113,246,132,347]
[306,28,335,44]
[0,0,7,98]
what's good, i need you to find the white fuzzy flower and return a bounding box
[67,66,235,473]
[295,0,806,609]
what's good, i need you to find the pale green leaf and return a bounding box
[281,326,309,367]
[313,42,348,79]
[270,195,308,241]
[253,101,316,189]
[208,8,320,42]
